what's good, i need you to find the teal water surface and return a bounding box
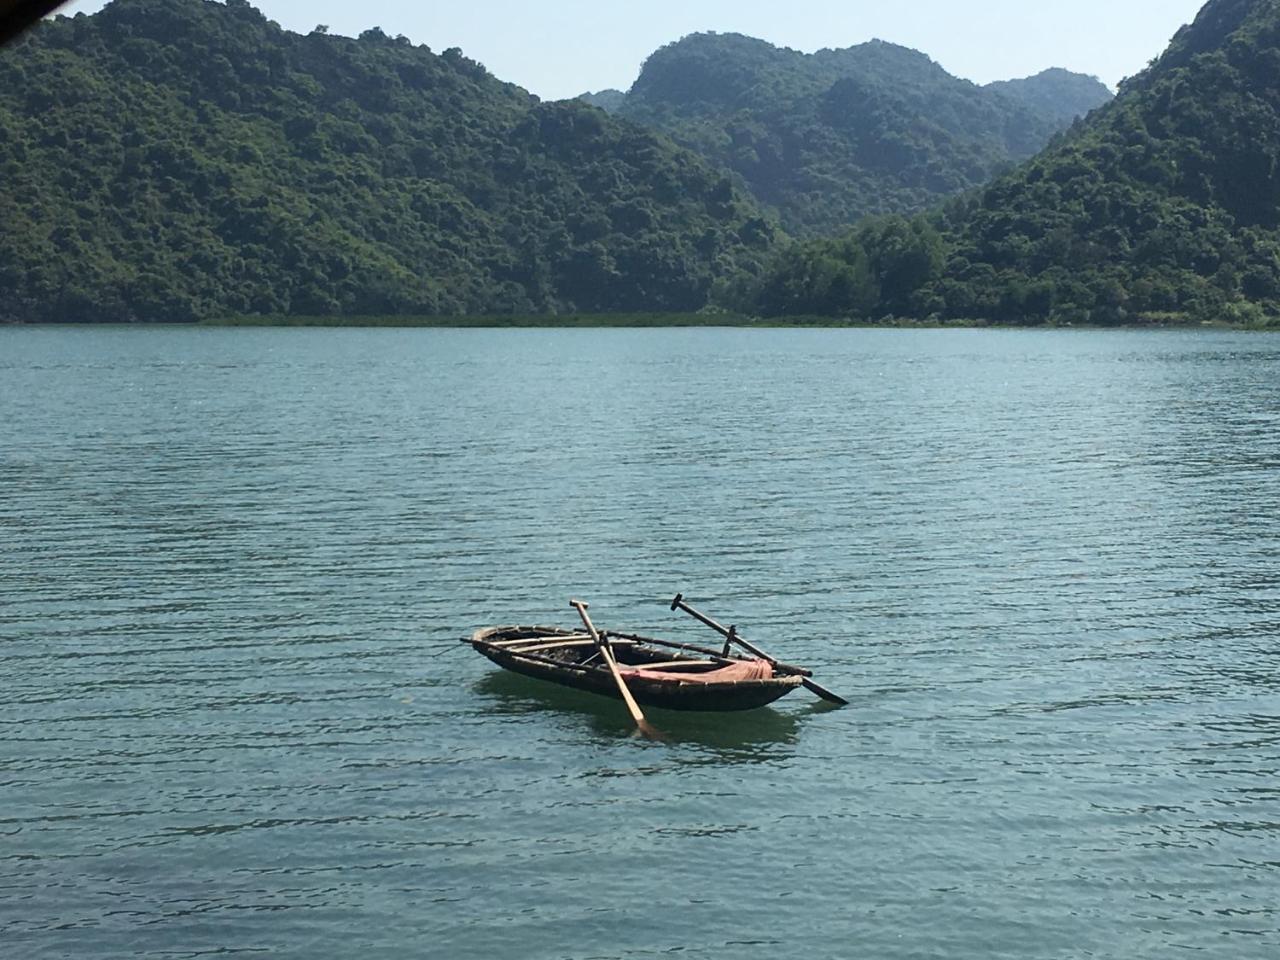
[2,327,1279,959]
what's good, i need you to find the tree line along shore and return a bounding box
[1,0,1276,327]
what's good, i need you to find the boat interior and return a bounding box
[479,627,731,674]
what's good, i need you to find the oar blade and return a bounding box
[803,678,850,706]
[635,718,667,741]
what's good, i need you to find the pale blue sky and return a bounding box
[59,0,1209,100]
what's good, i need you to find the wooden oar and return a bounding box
[571,600,661,737]
[669,594,850,706]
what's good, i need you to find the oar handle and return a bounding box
[570,599,602,646]
[669,595,813,677]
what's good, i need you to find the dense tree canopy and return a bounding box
[733,0,1280,326]
[0,0,778,322]
[604,33,1112,236]
[6,0,1273,326]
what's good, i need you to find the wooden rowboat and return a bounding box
[466,625,805,712]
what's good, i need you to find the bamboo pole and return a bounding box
[571,600,660,737]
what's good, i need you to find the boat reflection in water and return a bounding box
[472,669,832,764]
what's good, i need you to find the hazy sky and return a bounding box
[58,0,1210,100]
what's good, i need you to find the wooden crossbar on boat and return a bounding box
[488,634,591,647]
[504,638,637,655]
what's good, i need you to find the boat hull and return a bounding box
[469,626,803,712]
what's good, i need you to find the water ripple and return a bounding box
[2,327,1280,959]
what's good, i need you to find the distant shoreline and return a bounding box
[3,314,1272,330]
[196,312,1272,330]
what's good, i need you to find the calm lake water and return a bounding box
[2,326,1279,959]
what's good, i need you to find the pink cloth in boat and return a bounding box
[620,659,775,684]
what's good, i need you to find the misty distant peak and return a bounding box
[986,68,1113,124]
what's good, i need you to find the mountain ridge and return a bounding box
[584,32,1112,236]
[736,0,1280,325]
[985,68,1115,126]
[0,0,779,322]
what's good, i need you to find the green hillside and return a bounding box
[985,69,1118,127]
[609,33,1112,236]
[579,89,626,113]
[0,0,777,322]
[736,0,1280,326]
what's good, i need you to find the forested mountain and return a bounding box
[600,33,1112,236]
[579,89,626,113]
[0,0,777,322]
[985,68,1118,126]
[737,0,1280,326]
